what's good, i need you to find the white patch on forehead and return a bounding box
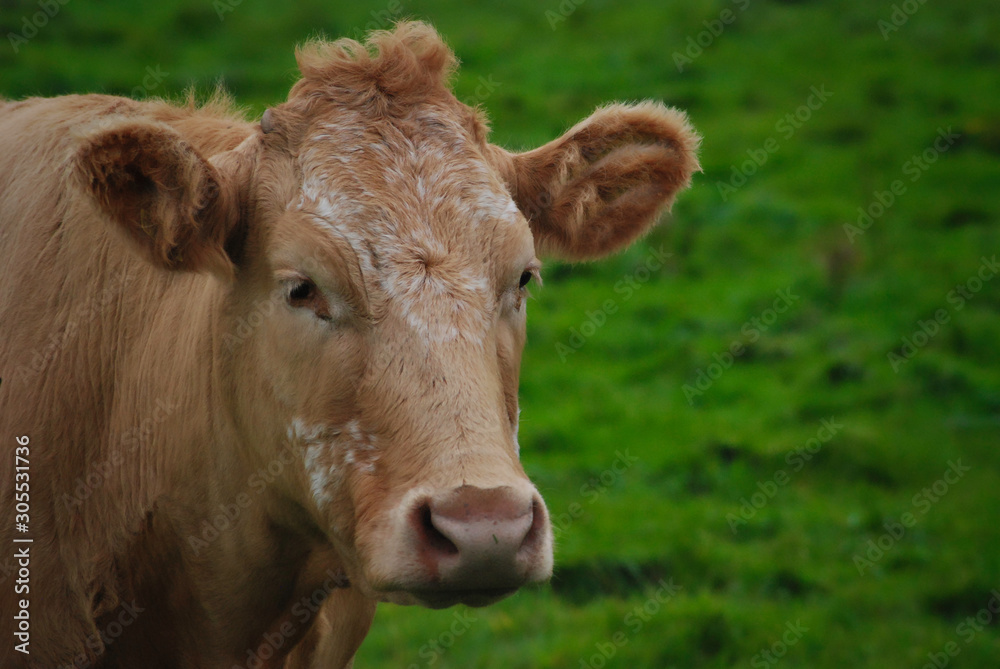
[466,189,520,230]
[292,115,519,344]
[377,255,492,344]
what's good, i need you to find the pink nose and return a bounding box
[411,485,547,596]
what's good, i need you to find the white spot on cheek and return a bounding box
[289,419,340,510]
[289,417,381,511]
[343,419,379,474]
[305,443,334,508]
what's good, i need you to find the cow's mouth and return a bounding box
[375,586,520,609]
[414,586,521,609]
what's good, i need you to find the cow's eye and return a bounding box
[286,278,332,321]
[288,279,316,304]
[518,271,533,289]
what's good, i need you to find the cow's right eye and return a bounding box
[286,278,332,321]
[288,279,315,303]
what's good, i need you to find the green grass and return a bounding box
[4,0,998,666]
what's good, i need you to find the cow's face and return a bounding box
[75,23,699,608]
[245,86,546,609]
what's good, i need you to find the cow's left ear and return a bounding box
[490,101,700,261]
[75,118,246,275]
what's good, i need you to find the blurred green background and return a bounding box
[3,0,998,666]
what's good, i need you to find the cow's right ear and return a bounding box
[75,119,247,276]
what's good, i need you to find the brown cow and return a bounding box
[0,22,698,669]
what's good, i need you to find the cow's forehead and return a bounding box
[295,106,516,226]
[288,106,530,339]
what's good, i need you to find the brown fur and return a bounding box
[0,22,698,668]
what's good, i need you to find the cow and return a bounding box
[0,21,699,669]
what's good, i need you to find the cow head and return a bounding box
[75,22,699,608]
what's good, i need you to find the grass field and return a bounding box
[3,0,998,666]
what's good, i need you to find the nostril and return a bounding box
[414,502,459,557]
[518,498,544,553]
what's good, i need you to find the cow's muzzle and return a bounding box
[374,483,552,608]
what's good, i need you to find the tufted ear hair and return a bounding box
[74,118,249,276]
[490,101,700,261]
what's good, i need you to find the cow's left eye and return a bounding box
[518,271,533,289]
